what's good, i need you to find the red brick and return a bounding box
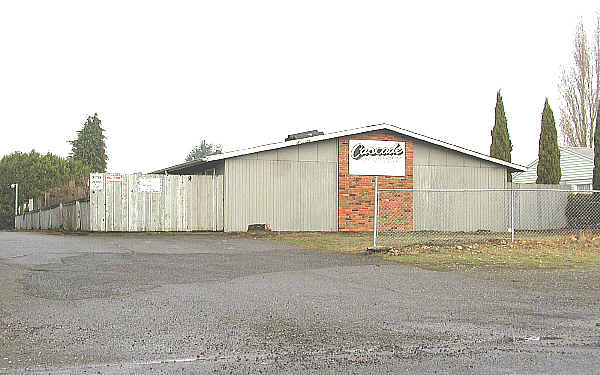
[337,130,414,232]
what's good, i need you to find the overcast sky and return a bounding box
[1,1,598,173]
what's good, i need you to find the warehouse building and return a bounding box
[153,124,526,232]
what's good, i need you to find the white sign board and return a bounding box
[138,177,161,193]
[90,174,103,190]
[348,140,406,176]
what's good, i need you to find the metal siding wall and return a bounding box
[224,158,338,232]
[511,183,569,230]
[413,148,509,232]
[413,162,570,233]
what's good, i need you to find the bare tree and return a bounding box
[559,16,600,147]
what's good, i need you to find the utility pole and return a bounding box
[10,183,18,228]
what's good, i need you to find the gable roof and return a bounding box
[563,146,593,160]
[153,123,527,174]
[512,146,594,184]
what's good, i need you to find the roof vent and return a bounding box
[285,130,324,141]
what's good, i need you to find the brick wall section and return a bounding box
[338,130,414,232]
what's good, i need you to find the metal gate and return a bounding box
[89,173,223,232]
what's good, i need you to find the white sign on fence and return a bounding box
[137,177,161,193]
[349,140,405,176]
[90,174,103,190]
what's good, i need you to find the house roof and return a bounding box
[563,146,593,160]
[512,146,594,184]
[153,123,527,174]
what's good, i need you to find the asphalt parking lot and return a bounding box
[1,231,599,374]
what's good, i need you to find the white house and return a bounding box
[512,146,594,190]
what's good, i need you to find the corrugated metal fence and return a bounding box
[374,183,577,247]
[411,183,570,232]
[89,173,223,232]
[15,173,223,232]
[15,200,90,231]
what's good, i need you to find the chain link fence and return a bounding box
[374,185,600,248]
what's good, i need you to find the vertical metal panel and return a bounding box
[62,203,75,231]
[85,173,223,232]
[33,211,40,230]
[183,175,191,231]
[119,175,128,231]
[317,139,338,162]
[224,157,338,232]
[49,207,59,230]
[129,174,139,231]
[105,176,114,231]
[511,183,569,230]
[40,210,49,230]
[80,201,90,231]
[414,164,508,231]
[299,142,318,161]
[90,190,97,231]
[162,175,171,231]
[216,175,224,231]
[277,146,299,161]
[177,175,184,231]
[99,175,106,231]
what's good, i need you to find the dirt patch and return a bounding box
[384,236,600,271]
[251,231,600,271]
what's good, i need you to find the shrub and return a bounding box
[566,193,600,228]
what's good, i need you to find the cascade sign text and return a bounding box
[348,140,405,176]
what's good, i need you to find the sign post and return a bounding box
[10,183,18,229]
[373,176,378,248]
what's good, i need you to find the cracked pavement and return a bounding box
[0,231,599,374]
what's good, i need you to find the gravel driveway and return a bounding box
[0,232,599,374]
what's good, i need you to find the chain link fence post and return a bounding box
[373,176,378,248]
[511,187,515,243]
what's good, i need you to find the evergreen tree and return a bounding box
[490,90,513,181]
[185,140,222,162]
[536,99,561,184]
[593,106,600,191]
[0,151,89,228]
[69,113,107,172]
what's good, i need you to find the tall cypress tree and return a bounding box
[69,113,108,173]
[593,106,600,191]
[536,99,561,184]
[490,90,513,181]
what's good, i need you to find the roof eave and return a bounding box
[150,123,527,173]
[152,158,209,174]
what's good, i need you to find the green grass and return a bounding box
[241,231,373,253]
[256,231,600,271]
